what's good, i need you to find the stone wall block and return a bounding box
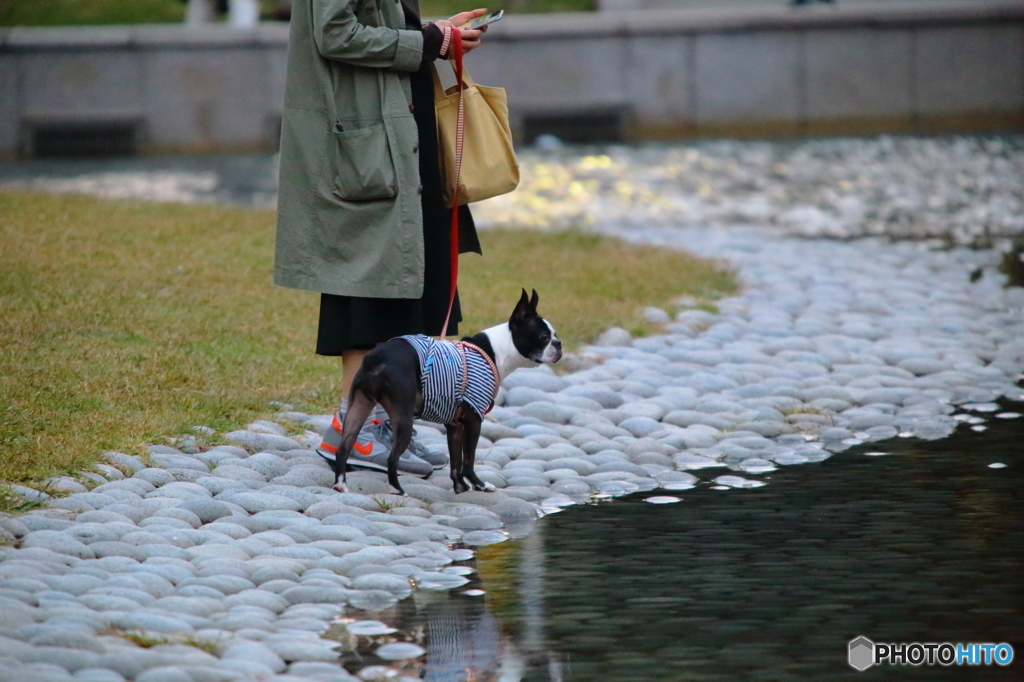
[694,31,801,122]
[805,28,913,118]
[915,24,1024,114]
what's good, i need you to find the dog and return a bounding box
[330,289,561,496]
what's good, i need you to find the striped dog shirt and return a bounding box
[399,335,499,424]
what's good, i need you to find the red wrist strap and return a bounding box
[439,25,452,58]
[439,29,463,338]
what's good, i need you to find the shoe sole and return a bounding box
[316,448,431,478]
[408,448,449,470]
[404,454,446,471]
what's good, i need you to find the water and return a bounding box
[5,135,1023,247]
[0,154,279,207]
[329,404,1023,681]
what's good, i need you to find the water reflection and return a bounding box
[418,597,504,681]
[327,530,561,682]
[335,403,1022,681]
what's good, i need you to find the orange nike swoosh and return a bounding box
[353,442,373,456]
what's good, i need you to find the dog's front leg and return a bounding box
[445,422,469,494]
[461,414,494,492]
[333,433,357,493]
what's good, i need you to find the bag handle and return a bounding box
[431,61,477,100]
[438,29,464,338]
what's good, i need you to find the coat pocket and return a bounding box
[331,121,398,202]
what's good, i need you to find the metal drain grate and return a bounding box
[522,108,628,144]
[30,121,138,158]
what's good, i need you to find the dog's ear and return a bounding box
[512,288,531,320]
[530,289,539,311]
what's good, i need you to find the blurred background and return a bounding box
[0,0,1020,158]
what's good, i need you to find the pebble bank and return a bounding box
[3,138,1024,681]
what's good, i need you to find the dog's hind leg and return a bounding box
[383,410,413,496]
[445,423,469,494]
[334,392,375,493]
[461,414,495,492]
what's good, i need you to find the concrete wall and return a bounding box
[0,26,287,156]
[1,0,1022,157]
[472,0,1024,139]
[596,0,972,13]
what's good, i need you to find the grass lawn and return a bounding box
[0,0,593,27]
[0,189,734,497]
[0,0,185,27]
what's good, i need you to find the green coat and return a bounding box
[274,0,428,298]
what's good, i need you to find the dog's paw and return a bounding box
[389,486,406,496]
[478,482,497,493]
[333,482,349,493]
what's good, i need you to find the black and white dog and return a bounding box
[332,289,561,496]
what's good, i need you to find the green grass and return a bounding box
[0,189,734,491]
[0,0,186,27]
[0,487,48,521]
[372,495,407,511]
[0,0,593,27]
[102,628,222,653]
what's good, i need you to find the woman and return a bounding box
[274,0,489,475]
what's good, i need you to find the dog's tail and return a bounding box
[359,353,386,374]
[347,352,390,405]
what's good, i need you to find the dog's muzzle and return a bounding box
[539,339,562,363]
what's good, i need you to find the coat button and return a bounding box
[417,185,423,195]
[408,103,415,113]
[413,145,419,154]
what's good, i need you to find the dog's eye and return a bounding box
[540,333,549,342]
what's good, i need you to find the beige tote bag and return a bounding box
[433,61,519,208]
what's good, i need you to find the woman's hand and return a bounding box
[434,8,489,53]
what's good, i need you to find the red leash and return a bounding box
[438,29,464,339]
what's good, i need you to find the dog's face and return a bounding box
[509,289,562,364]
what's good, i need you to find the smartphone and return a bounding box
[460,9,503,30]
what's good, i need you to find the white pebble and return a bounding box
[346,620,397,636]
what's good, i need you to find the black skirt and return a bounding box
[316,59,478,355]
